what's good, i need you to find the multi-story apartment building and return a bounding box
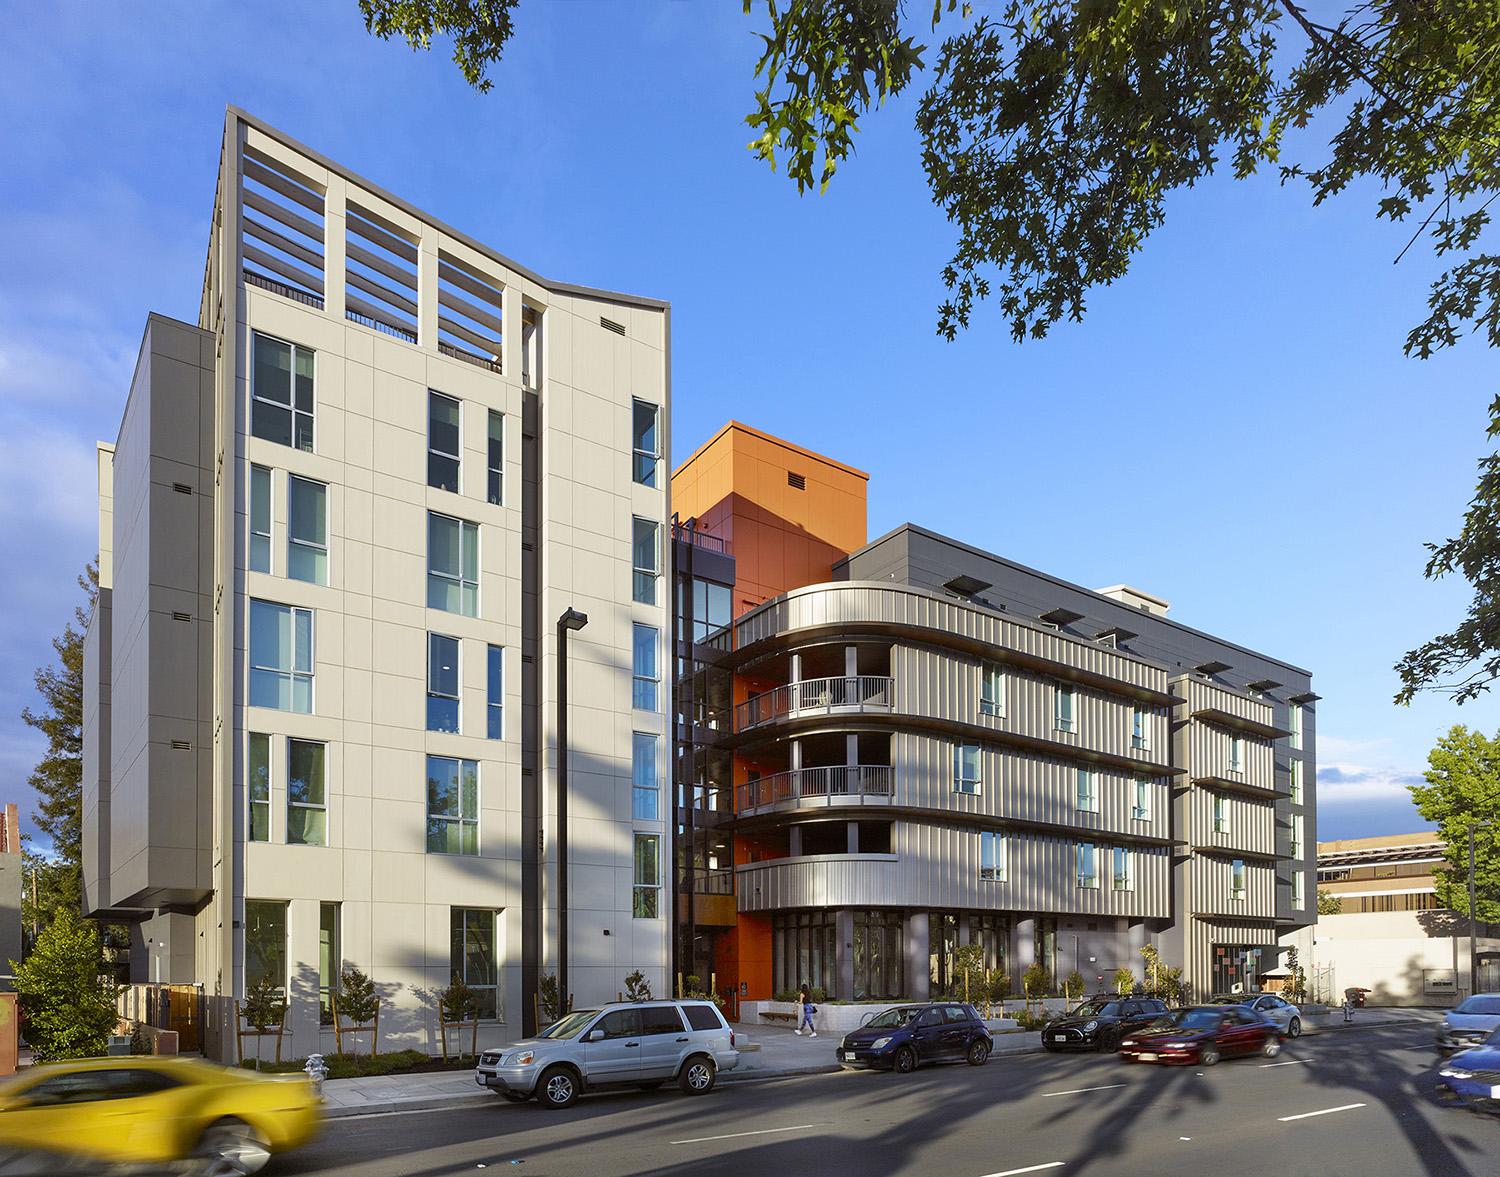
[673,423,1317,1008]
[81,109,672,1060]
[1317,832,1447,916]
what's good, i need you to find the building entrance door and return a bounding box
[1212,945,1262,995]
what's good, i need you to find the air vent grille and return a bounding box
[170,740,192,750]
[600,317,626,336]
[172,611,193,623]
[787,471,806,490]
[522,654,534,664]
[173,482,194,495]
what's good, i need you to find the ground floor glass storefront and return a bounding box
[853,911,903,999]
[773,911,837,995]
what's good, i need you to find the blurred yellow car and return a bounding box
[0,1056,320,1175]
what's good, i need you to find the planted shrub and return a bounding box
[624,969,652,1002]
[11,910,121,1062]
[339,966,381,1026]
[242,975,287,1033]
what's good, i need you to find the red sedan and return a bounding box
[1118,1005,1284,1066]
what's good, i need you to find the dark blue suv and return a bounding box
[837,1002,993,1073]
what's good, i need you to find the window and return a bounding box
[428,392,461,492]
[451,908,499,1019]
[252,334,315,451]
[1213,795,1229,833]
[487,644,503,739]
[248,733,270,842]
[288,738,326,845]
[1228,734,1244,773]
[287,475,328,585]
[980,663,1004,716]
[1230,858,1246,900]
[427,633,460,733]
[1289,758,1303,804]
[1288,704,1303,750]
[631,623,659,711]
[632,517,660,605]
[428,512,479,616]
[1055,684,1075,732]
[249,600,313,713]
[427,755,479,855]
[1291,814,1304,859]
[250,465,271,573]
[1132,776,1151,822]
[1132,708,1148,750]
[244,900,288,998]
[980,831,1005,881]
[486,410,503,505]
[1113,845,1133,891]
[633,732,658,820]
[954,743,981,794]
[319,903,340,1024]
[1291,870,1305,908]
[1076,767,1097,812]
[686,577,732,643]
[633,833,661,917]
[1077,843,1098,888]
[632,399,660,486]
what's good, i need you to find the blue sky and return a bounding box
[1,2,1494,850]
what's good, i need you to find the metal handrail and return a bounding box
[735,675,894,731]
[737,764,894,811]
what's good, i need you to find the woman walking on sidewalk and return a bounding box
[796,982,817,1037]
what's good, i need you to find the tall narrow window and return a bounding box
[244,900,288,998]
[248,733,271,842]
[1228,734,1244,773]
[1230,858,1246,900]
[287,475,328,585]
[1076,767,1097,812]
[427,755,479,855]
[632,517,660,606]
[451,908,499,1019]
[632,399,660,486]
[633,732,658,820]
[1054,684,1075,732]
[1213,795,1229,833]
[1289,758,1303,805]
[486,410,503,505]
[633,623,659,711]
[1132,776,1151,822]
[633,833,661,916]
[428,512,479,616]
[1291,870,1305,907]
[1288,704,1303,750]
[1076,843,1098,889]
[980,664,1004,717]
[428,391,461,492]
[1132,708,1148,750]
[954,743,981,794]
[980,831,1005,881]
[288,738,327,846]
[249,600,313,713]
[319,903,340,1024]
[1113,846,1133,891]
[427,633,460,733]
[486,644,503,739]
[1291,814,1304,859]
[251,334,314,451]
[250,465,272,573]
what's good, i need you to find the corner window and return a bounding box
[1076,843,1098,889]
[287,475,328,585]
[1228,734,1244,774]
[1076,767,1097,813]
[451,908,499,1020]
[486,644,503,739]
[632,399,660,487]
[1132,707,1148,750]
[1289,758,1303,804]
[249,600,313,713]
[1132,776,1151,822]
[980,663,1004,717]
[428,392,461,492]
[1054,684,1075,732]
[427,633,460,733]
[319,903,340,1023]
[244,900,288,999]
[249,465,272,573]
[632,623,659,711]
[1112,845,1133,891]
[427,755,479,855]
[248,732,270,841]
[288,738,327,846]
[980,831,1005,881]
[487,411,503,506]
[1213,795,1229,833]
[428,512,479,616]
[251,334,314,452]
[954,743,980,794]
[632,517,660,605]
[633,833,661,917]
[632,732,658,820]
[1230,858,1246,900]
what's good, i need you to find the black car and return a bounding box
[837,1002,993,1073]
[1043,996,1170,1053]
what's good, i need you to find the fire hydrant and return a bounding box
[305,1053,329,1097]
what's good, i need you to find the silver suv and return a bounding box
[474,1000,739,1108]
[1436,993,1500,1055]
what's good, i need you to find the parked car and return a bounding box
[1435,1023,1500,1114]
[474,999,738,1108]
[837,1001,992,1072]
[1435,994,1500,1056]
[0,1056,320,1175]
[1118,1005,1283,1066]
[1042,996,1170,1053]
[1208,993,1303,1038]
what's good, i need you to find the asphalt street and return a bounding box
[275,1023,1499,1177]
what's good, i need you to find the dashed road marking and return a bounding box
[1260,1060,1310,1068]
[979,1164,1066,1177]
[1040,1083,1128,1097]
[1278,1103,1367,1122]
[671,1124,818,1145]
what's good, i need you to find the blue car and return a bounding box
[837,1002,992,1073]
[1436,1023,1500,1114]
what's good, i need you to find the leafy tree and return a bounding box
[1113,966,1134,996]
[11,909,120,1061]
[988,968,1010,1016]
[1408,725,1500,920]
[537,972,565,1024]
[339,966,381,1026]
[241,975,288,1033]
[625,968,652,1002]
[1064,968,1086,1002]
[1317,888,1344,916]
[1021,962,1050,1006]
[1283,945,1306,1003]
[952,942,986,1007]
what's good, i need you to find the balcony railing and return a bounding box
[673,521,729,554]
[736,675,894,731]
[738,764,894,812]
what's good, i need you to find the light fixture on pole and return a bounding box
[1469,820,1493,999]
[556,607,588,1017]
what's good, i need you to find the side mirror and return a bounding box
[583,1030,603,1043]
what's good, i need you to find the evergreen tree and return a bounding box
[11,908,120,1061]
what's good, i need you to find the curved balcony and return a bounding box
[736,853,899,912]
[735,676,895,732]
[737,764,894,816]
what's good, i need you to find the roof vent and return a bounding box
[601,316,626,336]
[787,471,806,490]
[1095,584,1171,615]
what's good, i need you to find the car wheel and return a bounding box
[637,1081,665,1092]
[893,1045,918,1074]
[537,1066,579,1109]
[500,1091,530,1103]
[678,1055,716,1095]
[1262,1038,1282,1059]
[1199,1046,1220,1067]
[1287,1017,1301,1038]
[193,1118,271,1177]
[966,1040,990,1067]
[1097,1030,1120,1054]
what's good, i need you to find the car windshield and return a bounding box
[1207,996,1247,1006]
[1071,1000,1121,1018]
[1455,996,1500,1016]
[864,1006,920,1029]
[536,1010,600,1039]
[1157,1009,1222,1031]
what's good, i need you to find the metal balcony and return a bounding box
[737,764,894,815]
[735,675,895,731]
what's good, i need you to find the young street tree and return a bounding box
[11,908,120,1062]
[1408,725,1500,921]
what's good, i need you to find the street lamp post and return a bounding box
[1470,820,1493,998]
[556,608,588,1017]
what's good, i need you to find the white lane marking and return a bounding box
[1040,1083,1127,1097]
[1277,1102,1367,1122]
[671,1124,818,1145]
[979,1165,1066,1177]
[1260,1059,1310,1068]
